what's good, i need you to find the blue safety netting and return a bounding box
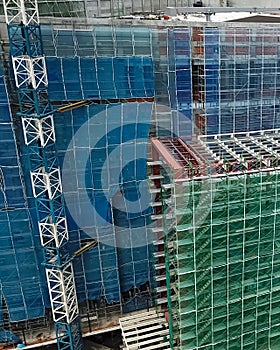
[0,287,2,324]
[168,28,193,136]
[0,24,157,321]
[41,25,153,58]
[0,329,21,343]
[46,56,154,101]
[55,101,154,304]
[217,27,280,134]
[39,25,156,306]
[167,25,280,136]
[0,63,47,323]
[204,28,219,135]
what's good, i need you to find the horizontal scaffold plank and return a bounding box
[120,310,163,323]
[126,329,169,344]
[124,324,168,339]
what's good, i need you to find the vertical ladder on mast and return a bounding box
[3,1,83,349]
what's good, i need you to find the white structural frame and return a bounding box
[46,263,79,323]
[31,167,62,199]
[4,0,39,25]
[39,216,68,248]
[12,56,48,89]
[197,129,280,171]
[22,115,55,146]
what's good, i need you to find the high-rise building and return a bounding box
[151,130,280,349]
[1,3,280,348]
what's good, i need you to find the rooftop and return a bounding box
[151,129,280,179]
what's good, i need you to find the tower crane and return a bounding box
[3,1,84,349]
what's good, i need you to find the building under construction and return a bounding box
[1,1,280,349]
[151,130,280,349]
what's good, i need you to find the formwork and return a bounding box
[151,129,280,349]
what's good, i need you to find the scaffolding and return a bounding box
[151,130,280,349]
[2,13,280,347]
[188,25,280,136]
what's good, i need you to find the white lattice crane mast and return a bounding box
[3,1,83,349]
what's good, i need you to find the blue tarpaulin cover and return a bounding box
[0,329,21,343]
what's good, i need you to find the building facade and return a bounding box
[151,130,280,349]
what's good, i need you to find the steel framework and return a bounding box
[3,1,83,349]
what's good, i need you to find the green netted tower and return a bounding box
[151,130,280,350]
